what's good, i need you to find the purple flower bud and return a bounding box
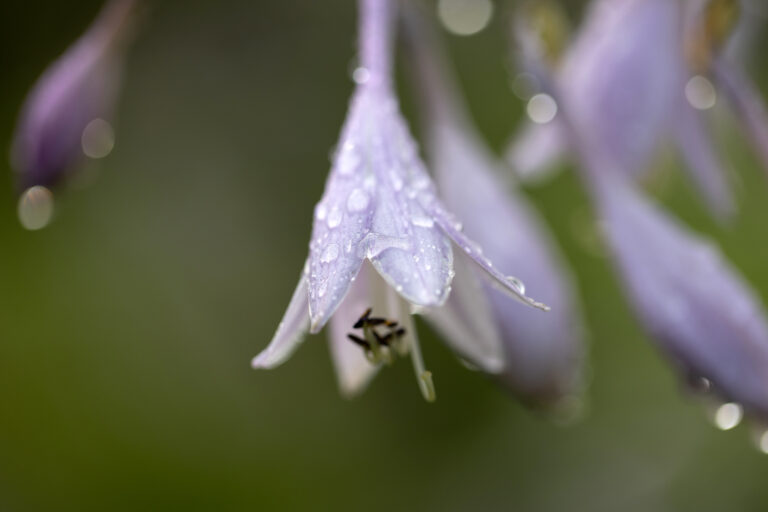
[11,0,138,194]
[597,173,768,421]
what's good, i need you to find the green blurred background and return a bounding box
[2,1,768,510]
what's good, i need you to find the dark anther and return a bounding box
[347,334,371,349]
[353,308,373,329]
[347,308,407,350]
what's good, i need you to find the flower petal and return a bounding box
[356,89,454,307]
[599,177,768,419]
[424,251,504,374]
[713,58,768,178]
[505,121,567,183]
[11,0,137,190]
[430,202,549,312]
[431,122,584,400]
[674,96,735,219]
[307,92,375,333]
[557,0,682,178]
[327,263,382,397]
[252,269,310,369]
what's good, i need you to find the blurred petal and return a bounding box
[598,176,768,420]
[674,96,735,219]
[432,123,584,401]
[252,270,310,369]
[328,263,382,397]
[561,0,681,177]
[505,121,567,183]
[713,58,768,177]
[11,0,138,191]
[508,0,682,181]
[425,251,505,374]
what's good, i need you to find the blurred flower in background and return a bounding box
[509,0,768,440]
[10,0,140,230]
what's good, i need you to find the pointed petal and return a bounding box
[599,177,768,420]
[252,270,310,369]
[674,97,735,219]
[11,0,137,190]
[328,263,381,397]
[504,121,567,183]
[307,92,375,333]
[557,0,681,178]
[713,58,768,178]
[358,90,454,307]
[429,201,549,312]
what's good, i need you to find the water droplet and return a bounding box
[346,188,370,212]
[337,145,360,176]
[685,75,717,110]
[352,67,370,84]
[714,403,743,431]
[321,244,340,263]
[527,93,558,124]
[437,0,494,36]
[507,276,526,295]
[759,431,768,454]
[81,118,115,158]
[327,207,343,228]
[315,203,328,221]
[411,215,435,228]
[18,186,54,230]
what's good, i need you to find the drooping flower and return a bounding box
[403,4,585,407]
[11,0,139,227]
[252,0,548,401]
[529,34,768,427]
[507,0,736,218]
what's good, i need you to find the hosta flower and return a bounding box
[252,0,547,401]
[404,6,585,406]
[686,0,768,181]
[507,0,735,218]
[535,49,768,426]
[11,0,139,221]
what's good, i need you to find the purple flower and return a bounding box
[507,0,737,218]
[531,38,768,425]
[252,0,547,401]
[11,0,139,194]
[404,5,585,406]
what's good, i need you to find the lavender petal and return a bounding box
[252,270,310,369]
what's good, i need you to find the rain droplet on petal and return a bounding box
[346,188,370,212]
[327,207,343,228]
[18,186,54,230]
[321,243,340,263]
[337,146,360,176]
[411,215,435,228]
[506,276,526,295]
[315,203,328,221]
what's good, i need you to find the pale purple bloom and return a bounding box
[252,0,547,401]
[404,7,585,406]
[11,0,138,192]
[531,42,768,423]
[507,0,736,218]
